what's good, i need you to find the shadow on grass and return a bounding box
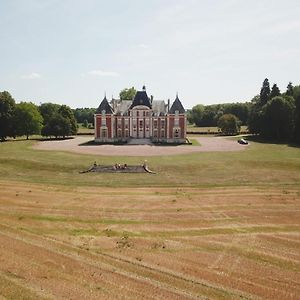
[79,140,190,147]
[79,140,128,146]
[37,137,75,142]
[78,140,190,147]
[244,135,300,148]
[2,136,75,143]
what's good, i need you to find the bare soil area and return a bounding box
[33,136,247,156]
[0,181,299,299]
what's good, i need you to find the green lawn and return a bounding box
[0,136,299,188]
[187,125,248,134]
[0,136,300,299]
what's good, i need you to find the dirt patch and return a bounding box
[33,136,247,156]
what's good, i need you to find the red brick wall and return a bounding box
[95,115,112,138]
[167,115,185,138]
[106,116,112,138]
[168,116,174,138]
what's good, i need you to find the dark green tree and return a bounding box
[42,114,71,138]
[217,114,241,135]
[39,103,60,123]
[223,102,250,125]
[14,102,43,139]
[270,83,281,99]
[260,78,271,106]
[58,105,77,135]
[187,104,204,126]
[291,85,300,142]
[73,108,96,124]
[261,96,295,140]
[200,105,221,127]
[269,84,281,99]
[286,82,294,96]
[41,103,77,138]
[0,91,16,141]
[119,87,136,100]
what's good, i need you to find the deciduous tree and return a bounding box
[187,104,204,126]
[14,102,43,139]
[41,103,77,138]
[217,114,240,135]
[58,105,77,135]
[292,86,300,142]
[0,91,16,141]
[119,87,136,100]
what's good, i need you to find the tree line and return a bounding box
[0,91,77,141]
[188,79,300,142]
[188,102,250,127]
[248,79,300,142]
[72,88,137,127]
[0,87,136,141]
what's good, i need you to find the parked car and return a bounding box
[238,138,248,145]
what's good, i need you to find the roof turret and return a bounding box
[169,94,185,114]
[96,96,114,114]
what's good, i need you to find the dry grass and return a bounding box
[0,137,299,298]
[0,182,299,299]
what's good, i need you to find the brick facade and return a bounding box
[94,88,186,144]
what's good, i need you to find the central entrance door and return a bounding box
[138,118,144,138]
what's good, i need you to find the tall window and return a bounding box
[117,129,122,138]
[174,110,179,127]
[125,118,129,128]
[101,110,106,126]
[101,128,108,138]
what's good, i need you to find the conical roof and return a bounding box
[96,96,114,114]
[169,94,185,114]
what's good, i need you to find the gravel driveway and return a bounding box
[33,136,247,156]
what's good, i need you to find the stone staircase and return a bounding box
[127,138,153,145]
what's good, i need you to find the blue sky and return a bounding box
[0,0,299,108]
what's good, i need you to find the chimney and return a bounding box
[167,99,170,112]
[150,95,153,104]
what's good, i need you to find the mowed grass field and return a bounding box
[0,137,300,299]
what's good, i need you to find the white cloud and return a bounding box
[87,70,119,77]
[21,72,41,79]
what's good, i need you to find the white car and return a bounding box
[238,138,248,145]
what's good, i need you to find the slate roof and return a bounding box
[169,95,185,114]
[96,96,114,114]
[115,100,132,115]
[130,90,152,109]
[152,100,167,116]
